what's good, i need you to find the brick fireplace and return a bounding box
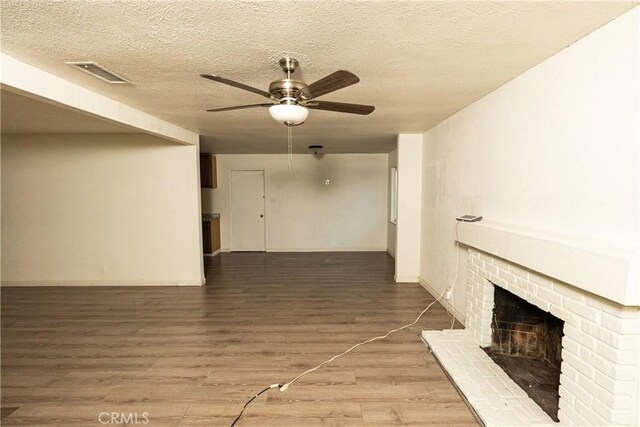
[460,219,640,425]
[465,247,639,425]
[423,220,640,426]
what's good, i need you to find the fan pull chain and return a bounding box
[287,124,293,171]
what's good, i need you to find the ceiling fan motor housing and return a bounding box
[268,79,307,101]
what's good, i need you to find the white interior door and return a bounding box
[230,170,266,251]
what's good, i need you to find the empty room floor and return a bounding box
[1,252,478,426]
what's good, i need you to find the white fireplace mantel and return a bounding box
[456,220,639,307]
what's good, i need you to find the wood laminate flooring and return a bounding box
[1,252,478,426]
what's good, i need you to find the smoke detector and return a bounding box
[66,62,132,84]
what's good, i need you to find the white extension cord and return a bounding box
[278,288,447,392]
[231,220,462,425]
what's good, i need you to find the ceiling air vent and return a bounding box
[66,62,132,84]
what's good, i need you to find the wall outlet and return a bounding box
[445,289,452,300]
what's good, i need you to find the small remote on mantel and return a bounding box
[456,215,483,222]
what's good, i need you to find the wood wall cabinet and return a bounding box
[200,154,217,188]
[202,217,221,254]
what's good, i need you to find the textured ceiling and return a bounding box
[0,89,137,134]
[1,1,637,153]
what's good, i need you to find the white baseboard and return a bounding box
[1,280,204,287]
[394,275,419,283]
[418,277,466,326]
[221,248,387,253]
[267,248,388,252]
[204,249,221,257]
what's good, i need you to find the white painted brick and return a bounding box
[560,311,580,328]
[574,398,609,426]
[565,324,596,350]
[548,306,578,329]
[580,320,601,341]
[594,371,637,396]
[597,342,638,365]
[558,384,576,405]
[602,314,640,335]
[601,304,640,319]
[577,374,633,410]
[484,263,498,275]
[563,299,599,322]
[537,286,562,307]
[498,269,516,285]
[515,276,534,294]
[591,398,626,423]
[508,283,528,301]
[562,336,581,357]
[610,364,637,381]
[481,282,494,294]
[580,349,616,379]
[490,276,506,290]
[561,375,593,405]
[562,351,595,380]
[609,409,633,426]
[553,282,586,302]
[558,398,591,426]
[526,294,550,313]
[608,333,640,351]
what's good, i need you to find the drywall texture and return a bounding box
[201,154,388,251]
[387,148,397,258]
[1,134,203,285]
[420,8,640,320]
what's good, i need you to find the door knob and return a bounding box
[260,214,264,218]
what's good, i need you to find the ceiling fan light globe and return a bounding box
[269,104,309,126]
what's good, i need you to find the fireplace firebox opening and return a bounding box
[484,284,564,422]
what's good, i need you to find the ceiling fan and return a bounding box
[201,57,375,126]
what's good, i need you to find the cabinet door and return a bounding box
[200,154,217,188]
[210,156,217,188]
[211,218,221,252]
[202,221,212,253]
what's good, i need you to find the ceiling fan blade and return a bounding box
[201,74,272,99]
[300,70,360,100]
[305,100,375,115]
[206,103,273,112]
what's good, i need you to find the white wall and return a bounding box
[420,8,640,320]
[1,134,203,285]
[395,135,423,282]
[387,148,397,258]
[201,154,388,252]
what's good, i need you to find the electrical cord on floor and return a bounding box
[229,290,446,426]
[230,383,281,427]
